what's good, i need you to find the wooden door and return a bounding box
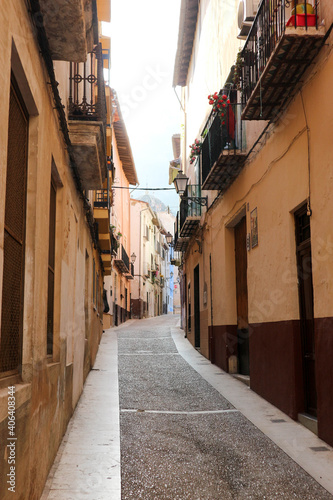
[194,265,200,348]
[295,207,317,416]
[235,217,250,375]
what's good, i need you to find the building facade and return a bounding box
[173,0,333,446]
[130,199,173,318]
[0,0,114,497]
[103,90,139,327]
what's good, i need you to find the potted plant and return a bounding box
[116,231,122,241]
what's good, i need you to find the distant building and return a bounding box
[130,199,173,318]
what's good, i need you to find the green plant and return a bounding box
[233,49,243,90]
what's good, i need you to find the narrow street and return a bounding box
[42,315,333,499]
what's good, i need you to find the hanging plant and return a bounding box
[208,92,231,125]
[208,92,236,149]
[189,139,202,165]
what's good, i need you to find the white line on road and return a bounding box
[121,409,239,415]
[119,352,180,356]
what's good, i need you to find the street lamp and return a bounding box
[131,252,137,265]
[166,232,173,245]
[173,171,208,207]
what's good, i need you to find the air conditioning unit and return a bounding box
[237,0,260,39]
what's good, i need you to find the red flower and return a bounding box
[209,100,214,105]
[222,121,225,125]
[221,112,225,117]
[227,99,230,104]
[222,94,227,100]
[222,103,226,108]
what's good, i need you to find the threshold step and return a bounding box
[232,374,250,387]
[298,412,318,436]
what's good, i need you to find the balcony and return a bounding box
[179,185,202,238]
[93,189,110,251]
[241,1,326,121]
[143,262,151,277]
[201,102,246,191]
[101,250,111,276]
[113,244,130,275]
[111,233,118,257]
[39,0,96,62]
[68,44,107,190]
[174,212,189,252]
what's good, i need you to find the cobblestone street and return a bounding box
[119,315,333,500]
[42,314,333,499]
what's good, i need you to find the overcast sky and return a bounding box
[109,0,182,213]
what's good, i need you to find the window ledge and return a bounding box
[0,382,31,424]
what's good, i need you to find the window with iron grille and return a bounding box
[47,179,56,356]
[0,79,28,375]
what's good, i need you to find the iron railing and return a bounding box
[121,244,130,272]
[201,101,244,186]
[174,212,179,246]
[242,0,319,107]
[69,43,106,126]
[111,233,118,255]
[180,185,202,230]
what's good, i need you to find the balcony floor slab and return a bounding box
[202,151,247,191]
[242,26,325,121]
[69,121,107,190]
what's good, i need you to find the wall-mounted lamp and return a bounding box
[173,171,208,207]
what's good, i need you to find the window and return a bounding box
[0,78,29,375]
[47,179,56,356]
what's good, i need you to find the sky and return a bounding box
[109,0,182,213]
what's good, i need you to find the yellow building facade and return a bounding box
[0,0,113,497]
[173,0,333,446]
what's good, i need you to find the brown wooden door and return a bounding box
[235,217,250,375]
[194,265,200,348]
[295,207,317,416]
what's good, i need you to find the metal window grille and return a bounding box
[0,81,28,374]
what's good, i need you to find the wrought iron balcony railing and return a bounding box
[114,243,130,275]
[179,185,202,238]
[111,233,118,256]
[241,0,326,121]
[69,43,107,126]
[201,101,246,191]
[94,189,109,209]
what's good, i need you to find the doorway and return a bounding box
[234,216,250,375]
[295,205,317,416]
[194,265,200,348]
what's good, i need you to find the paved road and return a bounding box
[119,315,332,500]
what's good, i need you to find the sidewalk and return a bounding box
[41,316,333,499]
[40,321,132,500]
